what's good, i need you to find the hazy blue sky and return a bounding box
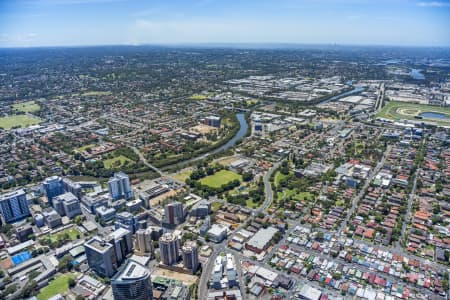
[0,0,449,47]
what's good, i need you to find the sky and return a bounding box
[0,0,449,48]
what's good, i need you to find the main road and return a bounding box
[258,159,285,214]
[338,145,392,234]
[131,146,164,176]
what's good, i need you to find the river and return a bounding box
[319,86,365,104]
[164,113,248,169]
[410,69,425,80]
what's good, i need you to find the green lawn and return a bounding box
[211,202,224,212]
[188,94,208,100]
[172,169,192,182]
[103,155,134,169]
[12,101,41,112]
[277,189,312,202]
[81,91,111,96]
[274,171,291,187]
[0,114,42,130]
[37,274,75,300]
[47,228,80,243]
[75,143,96,152]
[295,192,312,201]
[246,198,261,209]
[199,170,242,188]
[376,101,450,126]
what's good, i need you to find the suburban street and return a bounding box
[338,145,392,234]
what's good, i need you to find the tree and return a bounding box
[68,277,76,288]
[74,215,83,225]
[242,172,253,182]
[58,254,73,272]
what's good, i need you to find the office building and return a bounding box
[116,211,138,233]
[126,199,142,213]
[204,116,221,128]
[181,241,199,272]
[111,260,152,300]
[62,178,83,200]
[42,208,62,229]
[95,206,116,222]
[106,227,133,264]
[16,224,33,242]
[81,195,109,214]
[0,189,30,223]
[43,176,64,206]
[34,213,45,227]
[163,201,185,226]
[108,172,133,200]
[135,228,154,257]
[139,183,169,208]
[159,233,180,266]
[190,199,211,218]
[53,192,81,218]
[85,237,117,278]
[207,224,227,243]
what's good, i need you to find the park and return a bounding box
[0,114,42,130]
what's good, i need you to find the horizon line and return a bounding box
[1,42,450,50]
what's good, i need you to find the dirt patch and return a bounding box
[152,267,199,285]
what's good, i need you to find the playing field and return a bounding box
[37,274,76,300]
[81,91,111,96]
[12,101,41,112]
[199,170,242,188]
[103,155,134,169]
[376,101,450,126]
[188,94,207,100]
[0,114,42,130]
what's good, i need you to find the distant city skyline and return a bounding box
[0,0,450,48]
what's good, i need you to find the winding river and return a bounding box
[319,86,365,104]
[164,113,248,169]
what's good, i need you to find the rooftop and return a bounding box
[112,260,149,281]
[86,237,112,253]
[246,226,278,250]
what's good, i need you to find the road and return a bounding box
[258,159,284,214]
[399,168,419,246]
[131,146,164,176]
[338,145,392,234]
[198,158,285,299]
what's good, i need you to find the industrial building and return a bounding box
[245,226,278,254]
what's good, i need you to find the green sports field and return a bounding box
[188,94,208,100]
[0,114,42,130]
[199,170,242,188]
[376,101,450,126]
[37,274,75,300]
[13,101,41,112]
